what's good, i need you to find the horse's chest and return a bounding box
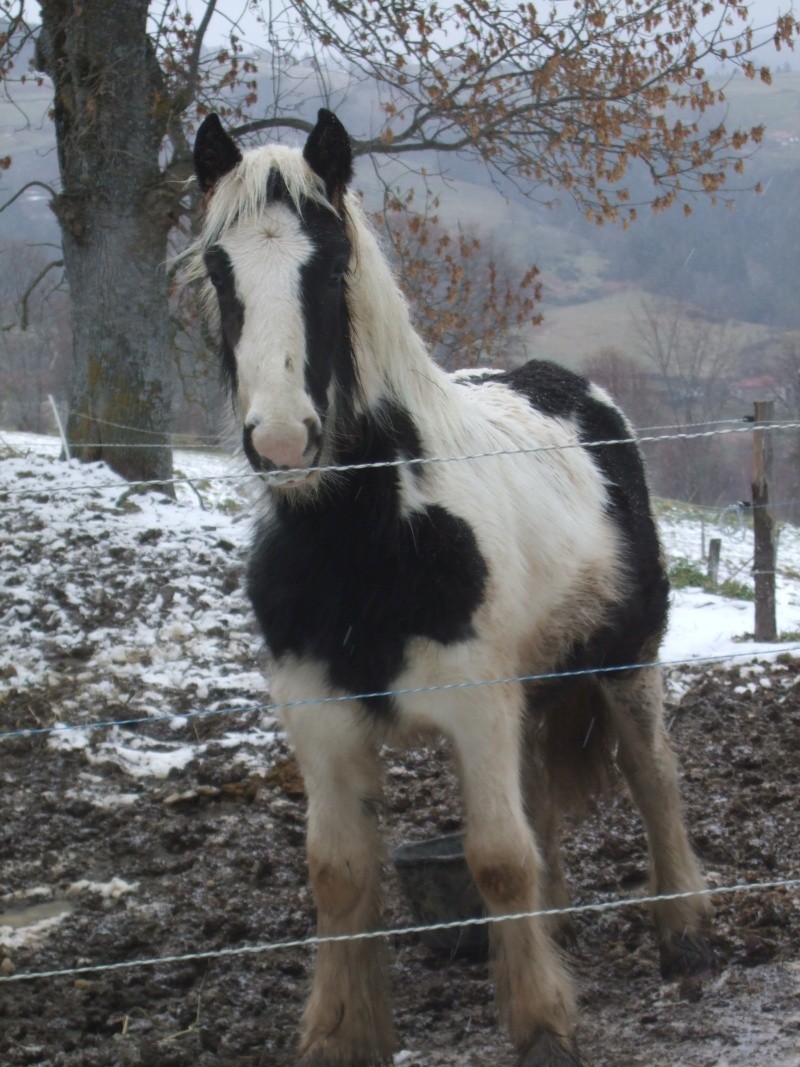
[247,498,488,707]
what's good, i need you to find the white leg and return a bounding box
[440,683,582,1065]
[277,663,395,1065]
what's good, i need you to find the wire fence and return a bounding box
[2,420,800,503]
[2,416,799,1000]
[46,412,763,443]
[2,877,798,985]
[3,645,799,744]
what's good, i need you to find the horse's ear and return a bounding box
[194,114,242,195]
[303,109,353,210]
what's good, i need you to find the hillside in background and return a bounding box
[2,55,800,365]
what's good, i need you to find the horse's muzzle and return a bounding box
[242,418,322,483]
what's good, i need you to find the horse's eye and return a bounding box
[329,260,348,286]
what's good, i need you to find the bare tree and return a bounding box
[634,299,739,425]
[633,299,742,500]
[0,0,797,483]
[583,347,657,429]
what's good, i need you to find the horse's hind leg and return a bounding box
[521,717,571,941]
[278,669,395,1066]
[447,684,583,1066]
[600,666,714,978]
[522,680,615,944]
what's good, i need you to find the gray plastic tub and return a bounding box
[391,832,489,959]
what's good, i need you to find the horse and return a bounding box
[188,109,713,1067]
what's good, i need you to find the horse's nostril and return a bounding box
[303,416,323,457]
[243,422,276,473]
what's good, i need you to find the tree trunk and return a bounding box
[37,0,176,488]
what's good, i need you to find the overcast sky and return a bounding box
[188,0,796,46]
[17,1,800,52]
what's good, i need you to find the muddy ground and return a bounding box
[1,660,799,1067]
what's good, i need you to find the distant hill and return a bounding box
[2,53,799,368]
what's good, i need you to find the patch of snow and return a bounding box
[0,914,68,950]
[66,877,139,901]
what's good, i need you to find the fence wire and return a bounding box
[57,412,758,441]
[3,420,800,503]
[1,877,798,985]
[3,645,799,744]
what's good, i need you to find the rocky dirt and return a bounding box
[1,660,799,1067]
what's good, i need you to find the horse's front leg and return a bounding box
[432,681,584,1067]
[277,663,395,1066]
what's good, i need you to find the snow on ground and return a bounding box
[658,498,800,654]
[0,429,271,782]
[2,429,799,785]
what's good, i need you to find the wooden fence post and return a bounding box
[752,400,777,641]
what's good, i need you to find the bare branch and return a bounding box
[18,259,64,331]
[230,115,316,139]
[253,0,799,222]
[173,0,220,109]
[0,181,57,214]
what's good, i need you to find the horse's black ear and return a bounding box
[194,114,242,194]
[303,109,353,209]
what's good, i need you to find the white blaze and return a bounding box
[219,204,320,469]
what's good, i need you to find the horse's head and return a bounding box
[193,110,355,487]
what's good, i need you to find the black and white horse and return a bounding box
[190,110,711,1067]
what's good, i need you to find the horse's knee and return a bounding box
[473,857,535,909]
[467,846,537,910]
[309,854,374,921]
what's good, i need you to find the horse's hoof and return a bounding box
[299,1052,393,1067]
[659,930,717,980]
[518,1030,585,1067]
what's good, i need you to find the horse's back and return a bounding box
[453,358,669,667]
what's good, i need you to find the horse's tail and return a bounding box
[525,677,617,815]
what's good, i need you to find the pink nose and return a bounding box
[243,418,321,473]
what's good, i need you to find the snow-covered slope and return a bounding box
[2,429,799,779]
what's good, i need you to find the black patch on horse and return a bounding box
[480,360,669,673]
[257,170,360,424]
[296,199,357,418]
[247,400,488,715]
[203,245,243,391]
